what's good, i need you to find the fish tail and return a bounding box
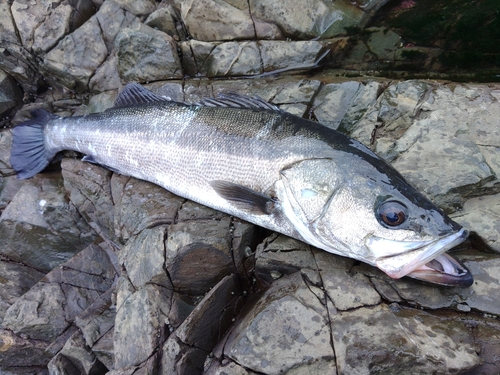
[10,109,56,179]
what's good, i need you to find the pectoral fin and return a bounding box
[210,180,276,215]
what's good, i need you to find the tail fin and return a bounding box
[10,109,56,179]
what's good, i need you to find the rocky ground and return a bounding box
[1,0,500,374]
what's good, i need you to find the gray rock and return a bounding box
[0,71,23,116]
[332,304,480,374]
[61,159,115,243]
[0,260,45,323]
[47,330,108,374]
[313,80,380,131]
[258,40,324,74]
[166,217,235,295]
[41,16,108,92]
[0,175,97,272]
[0,329,52,367]
[181,0,256,41]
[112,0,156,17]
[206,42,261,77]
[250,0,366,39]
[113,283,172,368]
[451,193,500,252]
[218,272,335,375]
[88,52,122,92]
[111,174,184,242]
[115,23,183,83]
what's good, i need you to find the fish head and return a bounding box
[279,157,472,287]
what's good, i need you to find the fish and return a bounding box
[10,83,473,287]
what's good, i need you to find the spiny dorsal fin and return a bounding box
[210,180,277,215]
[197,92,281,112]
[114,83,173,107]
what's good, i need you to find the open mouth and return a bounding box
[373,228,473,287]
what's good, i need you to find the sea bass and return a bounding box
[10,83,473,287]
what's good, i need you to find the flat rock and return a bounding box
[115,23,183,83]
[332,304,480,374]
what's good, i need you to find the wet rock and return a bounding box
[250,0,366,39]
[212,271,335,375]
[332,304,480,374]
[111,173,184,242]
[181,0,256,41]
[0,175,97,272]
[313,80,381,131]
[0,71,23,116]
[0,260,45,323]
[182,40,324,78]
[61,159,115,242]
[452,193,500,252]
[115,23,183,83]
[41,16,108,92]
[47,330,108,374]
[10,0,94,54]
[1,243,116,344]
[114,283,172,368]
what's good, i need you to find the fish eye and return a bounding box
[377,201,408,228]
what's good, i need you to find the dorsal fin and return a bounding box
[197,92,281,112]
[114,83,172,107]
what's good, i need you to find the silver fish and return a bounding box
[10,83,473,287]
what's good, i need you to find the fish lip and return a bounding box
[405,253,474,287]
[374,228,469,280]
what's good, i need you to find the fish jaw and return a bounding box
[371,228,472,286]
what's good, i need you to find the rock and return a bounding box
[332,304,480,374]
[250,0,366,39]
[0,260,45,323]
[0,71,23,117]
[113,283,172,368]
[451,193,500,252]
[212,272,335,374]
[181,0,256,41]
[0,175,97,272]
[313,80,380,131]
[258,40,324,73]
[206,42,261,77]
[42,16,108,92]
[115,23,183,83]
[47,330,108,374]
[112,0,156,17]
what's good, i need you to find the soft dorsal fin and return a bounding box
[197,92,281,112]
[114,83,172,107]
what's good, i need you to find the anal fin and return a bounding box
[210,180,276,215]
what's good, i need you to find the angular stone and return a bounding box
[165,218,235,294]
[176,274,241,352]
[112,0,156,17]
[206,42,261,77]
[0,175,97,271]
[181,0,256,41]
[42,17,108,92]
[0,71,23,116]
[120,226,171,289]
[111,175,184,242]
[255,234,316,286]
[2,283,69,342]
[160,335,207,375]
[250,0,366,39]
[61,159,115,242]
[223,272,334,374]
[89,52,122,92]
[313,249,382,310]
[0,328,52,367]
[115,24,183,83]
[0,260,45,322]
[332,304,480,374]
[47,330,108,374]
[452,193,500,252]
[259,41,323,74]
[114,284,172,368]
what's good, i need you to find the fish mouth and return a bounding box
[372,228,473,287]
